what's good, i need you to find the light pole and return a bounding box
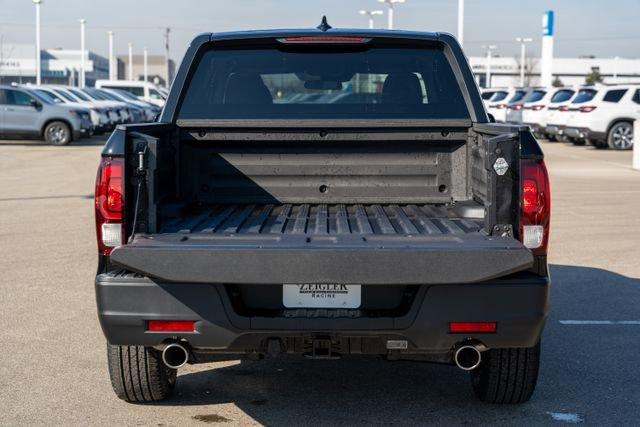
[358,10,384,29]
[79,19,86,88]
[128,42,133,81]
[378,0,405,30]
[108,31,115,80]
[143,47,148,83]
[515,37,533,87]
[483,45,497,88]
[32,0,42,85]
[164,27,171,86]
[457,0,464,47]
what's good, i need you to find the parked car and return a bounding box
[0,84,92,144]
[545,87,599,143]
[504,88,530,123]
[44,85,119,130]
[541,87,578,141]
[564,84,640,150]
[95,28,550,405]
[67,87,132,124]
[97,88,160,122]
[80,88,142,123]
[485,88,516,123]
[27,85,110,134]
[95,80,166,107]
[521,87,553,135]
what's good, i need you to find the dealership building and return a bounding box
[0,43,115,86]
[469,55,640,88]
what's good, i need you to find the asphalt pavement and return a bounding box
[0,136,639,425]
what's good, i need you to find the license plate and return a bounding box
[283,284,361,309]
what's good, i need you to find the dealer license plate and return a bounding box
[283,284,361,308]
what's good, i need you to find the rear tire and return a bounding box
[471,342,540,404]
[107,343,176,403]
[607,121,634,150]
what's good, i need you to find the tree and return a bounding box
[552,76,564,87]
[585,68,603,85]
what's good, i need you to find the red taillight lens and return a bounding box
[449,322,497,333]
[520,159,551,256]
[147,320,196,333]
[497,103,507,109]
[559,106,569,112]
[531,104,545,111]
[95,157,125,255]
[510,104,523,111]
[579,105,597,113]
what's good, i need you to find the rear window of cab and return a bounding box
[177,44,470,120]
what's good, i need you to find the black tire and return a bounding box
[607,121,634,150]
[107,343,176,403]
[43,121,71,145]
[570,137,586,146]
[471,342,540,404]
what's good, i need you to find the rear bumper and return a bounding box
[96,272,549,355]
[564,127,606,141]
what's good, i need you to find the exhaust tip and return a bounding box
[454,344,482,371]
[162,343,189,369]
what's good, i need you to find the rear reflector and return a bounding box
[147,320,196,333]
[277,36,370,44]
[449,322,497,333]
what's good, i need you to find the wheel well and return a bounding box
[41,119,74,141]
[606,118,634,138]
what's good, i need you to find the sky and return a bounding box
[0,0,639,64]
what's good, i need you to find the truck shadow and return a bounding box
[150,264,639,425]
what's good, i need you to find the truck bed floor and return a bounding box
[160,203,483,236]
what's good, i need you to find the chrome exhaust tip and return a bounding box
[161,343,189,369]
[454,344,483,371]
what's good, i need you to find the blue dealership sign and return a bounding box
[542,10,554,36]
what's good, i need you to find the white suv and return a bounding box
[546,87,599,143]
[485,88,516,123]
[564,85,640,150]
[521,87,554,135]
[531,87,576,140]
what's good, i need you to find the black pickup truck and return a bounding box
[95,23,551,404]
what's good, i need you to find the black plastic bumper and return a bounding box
[96,272,549,354]
[564,127,606,141]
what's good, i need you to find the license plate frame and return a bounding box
[283,284,362,309]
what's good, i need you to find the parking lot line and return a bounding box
[559,320,640,325]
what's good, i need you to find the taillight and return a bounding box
[531,104,545,111]
[520,159,551,256]
[559,106,569,112]
[510,104,523,111]
[579,105,597,113]
[497,103,507,109]
[95,157,125,255]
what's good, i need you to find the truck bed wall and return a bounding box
[176,138,470,205]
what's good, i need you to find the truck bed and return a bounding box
[159,203,483,236]
[110,202,533,285]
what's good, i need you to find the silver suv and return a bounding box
[0,85,92,145]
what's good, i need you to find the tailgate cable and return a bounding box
[128,145,148,243]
